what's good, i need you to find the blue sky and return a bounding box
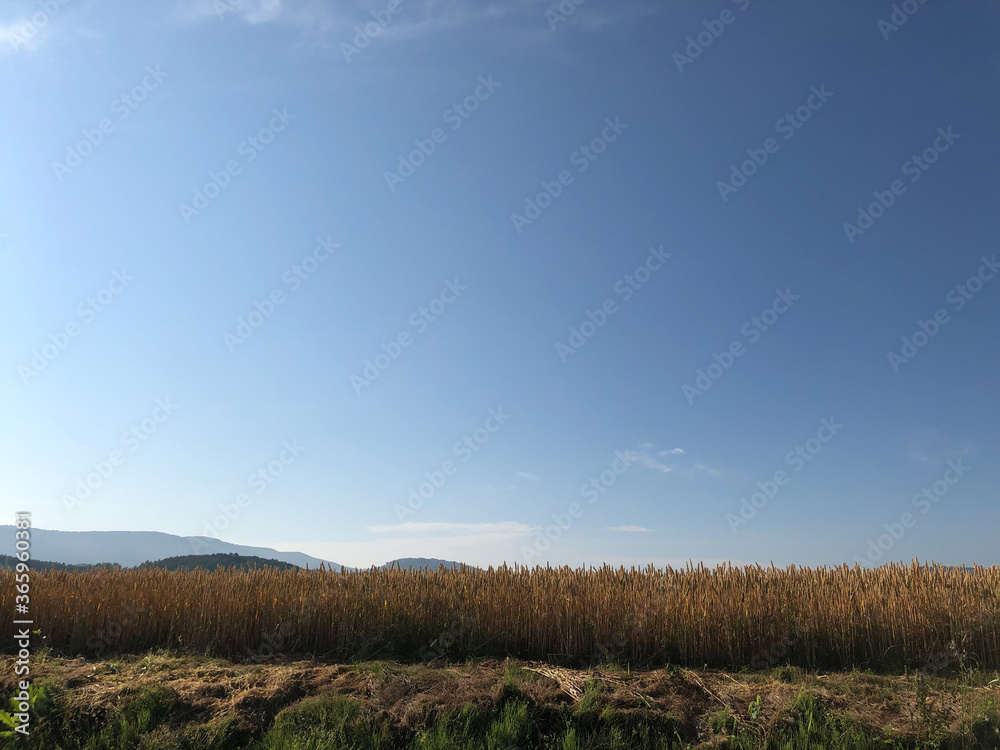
[1,0,997,568]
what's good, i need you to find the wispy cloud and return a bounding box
[516,471,540,481]
[687,462,720,477]
[480,484,517,494]
[377,1,529,42]
[332,520,538,566]
[179,0,335,32]
[0,18,55,53]
[366,521,533,536]
[906,428,976,467]
[178,0,661,47]
[621,444,719,477]
[0,21,33,53]
[220,0,284,24]
[293,521,534,568]
[606,525,652,532]
[0,0,92,54]
[622,449,677,473]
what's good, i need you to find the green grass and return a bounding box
[4,684,184,750]
[86,685,179,749]
[577,678,602,713]
[504,661,541,687]
[5,670,1000,750]
[262,695,400,750]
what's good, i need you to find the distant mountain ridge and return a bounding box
[0,527,344,569]
[2,552,466,573]
[0,554,111,573]
[380,557,471,570]
[140,553,301,572]
[0,527,467,572]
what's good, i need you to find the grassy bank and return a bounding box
[2,653,998,749]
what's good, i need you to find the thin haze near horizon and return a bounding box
[1,0,997,569]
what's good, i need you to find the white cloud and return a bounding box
[220,0,284,24]
[606,525,652,532]
[0,20,45,53]
[0,0,89,54]
[906,428,976,467]
[619,445,719,478]
[366,521,533,536]
[479,485,517,494]
[622,449,677,473]
[516,471,540,481]
[179,0,335,32]
[687,462,720,477]
[290,520,536,567]
[178,0,661,47]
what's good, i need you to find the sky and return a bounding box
[1,0,997,569]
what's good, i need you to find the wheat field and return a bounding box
[5,562,999,670]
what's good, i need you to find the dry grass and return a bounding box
[4,653,998,745]
[4,561,999,670]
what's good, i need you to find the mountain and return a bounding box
[0,527,346,570]
[381,557,468,570]
[0,554,113,573]
[140,553,300,572]
[1,550,468,573]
